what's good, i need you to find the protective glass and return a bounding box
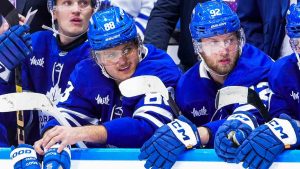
[54,0,92,11]
[198,35,240,55]
[94,42,137,66]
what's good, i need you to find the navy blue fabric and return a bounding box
[237,0,289,60]
[144,0,209,70]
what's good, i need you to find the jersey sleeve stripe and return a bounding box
[133,105,174,121]
[233,104,257,113]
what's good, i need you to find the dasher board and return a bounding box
[1,148,300,169]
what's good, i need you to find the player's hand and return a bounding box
[139,115,201,169]
[43,143,71,169]
[33,138,45,155]
[10,144,41,169]
[18,14,26,25]
[235,113,300,169]
[0,24,32,82]
[214,112,258,162]
[0,14,26,34]
[0,22,9,34]
[41,126,81,153]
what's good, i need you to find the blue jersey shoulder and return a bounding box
[224,43,273,86]
[134,44,182,87]
[269,54,298,92]
[268,54,300,119]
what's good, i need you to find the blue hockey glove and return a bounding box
[0,25,32,82]
[214,112,258,162]
[10,144,41,169]
[139,115,201,169]
[43,143,71,169]
[236,113,300,169]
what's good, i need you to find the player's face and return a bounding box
[94,41,140,82]
[200,32,239,75]
[53,0,93,37]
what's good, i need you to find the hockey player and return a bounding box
[33,6,181,154]
[0,0,96,146]
[24,0,96,136]
[138,1,274,168]
[235,3,300,169]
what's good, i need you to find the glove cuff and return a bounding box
[43,143,71,169]
[168,115,201,149]
[0,62,12,82]
[10,147,37,166]
[266,116,300,149]
[45,143,71,158]
[10,144,40,169]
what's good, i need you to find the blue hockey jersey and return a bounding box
[0,123,9,147]
[268,54,300,120]
[23,30,90,128]
[0,30,90,145]
[175,44,273,146]
[43,44,182,148]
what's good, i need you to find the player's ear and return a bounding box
[52,8,57,20]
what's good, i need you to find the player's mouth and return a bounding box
[70,18,82,25]
[219,58,231,65]
[118,64,131,72]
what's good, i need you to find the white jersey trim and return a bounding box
[133,105,174,121]
[199,61,210,79]
[58,107,99,125]
[233,104,257,113]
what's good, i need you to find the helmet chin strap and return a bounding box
[202,48,243,78]
[295,52,300,70]
[42,10,87,40]
[293,50,300,70]
[198,53,228,77]
[291,43,300,70]
[42,25,87,39]
[201,59,228,77]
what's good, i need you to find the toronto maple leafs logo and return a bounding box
[45,62,65,104]
[112,106,123,119]
[46,83,64,104]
